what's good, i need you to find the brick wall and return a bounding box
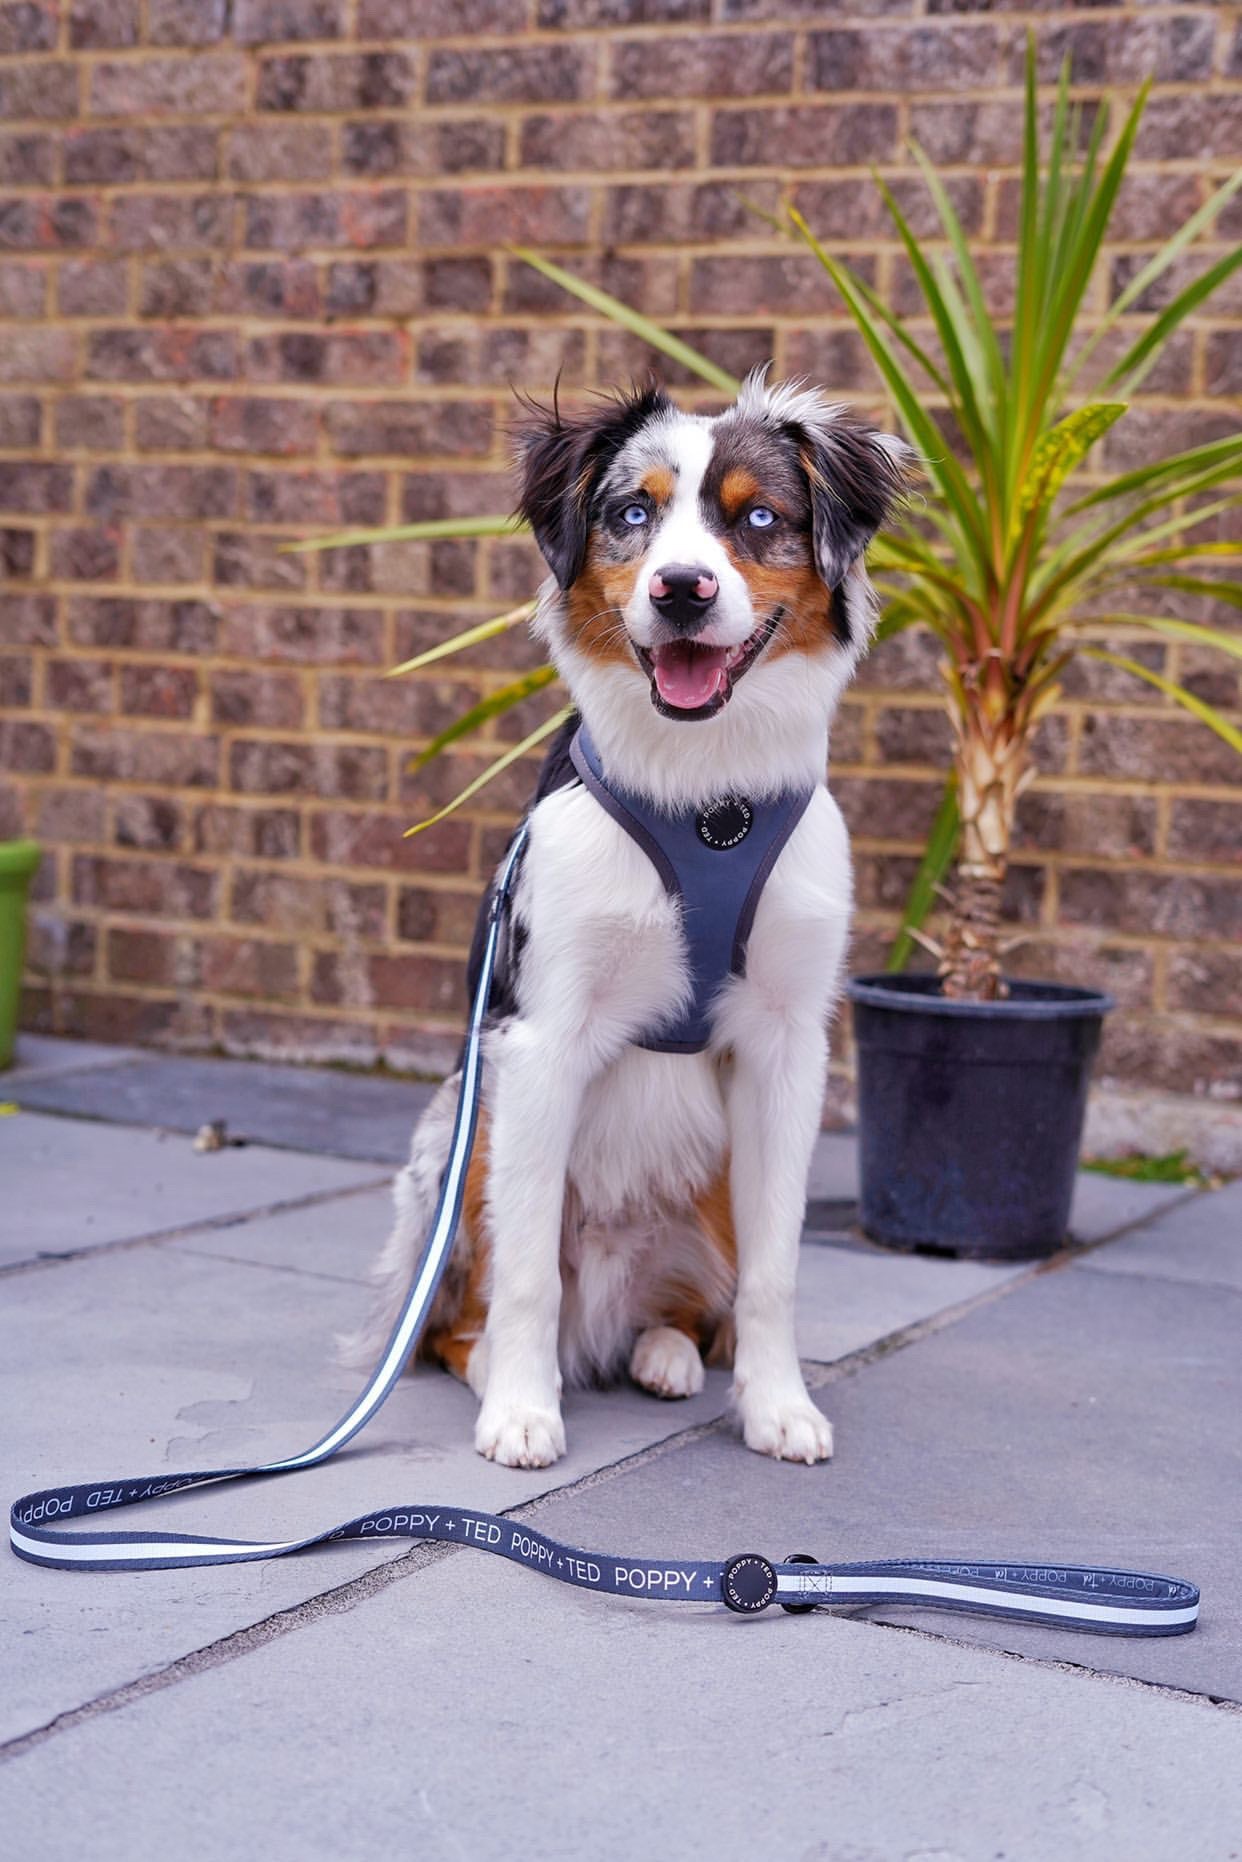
[0,0,1239,1114]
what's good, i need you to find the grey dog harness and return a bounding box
[569,725,814,1054]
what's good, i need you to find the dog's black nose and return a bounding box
[649,563,718,632]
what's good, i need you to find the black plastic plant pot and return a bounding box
[846,974,1114,1262]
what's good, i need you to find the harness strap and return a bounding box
[7,820,1202,1636]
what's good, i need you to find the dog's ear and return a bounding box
[515,383,673,588]
[799,422,913,591]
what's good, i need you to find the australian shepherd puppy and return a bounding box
[363,368,909,1470]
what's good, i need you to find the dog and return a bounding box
[362,368,909,1470]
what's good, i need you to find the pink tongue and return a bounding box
[651,641,728,710]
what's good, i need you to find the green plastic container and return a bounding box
[0,839,40,1070]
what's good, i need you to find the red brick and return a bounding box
[69,0,139,49]
[50,526,120,582]
[0,196,94,251]
[1166,947,1242,1015]
[0,4,59,52]
[313,950,466,1017]
[609,31,792,100]
[54,394,123,451]
[74,854,219,920]
[0,261,47,318]
[0,461,73,513]
[148,0,230,44]
[65,125,219,185]
[0,131,54,186]
[360,0,528,30]
[57,258,126,317]
[1099,1020,1242,1100]
[597,325,770,392]
[246,329,407,387]
[90,56,248,119]
[309,806,469,875]
[1023,15,1215,86]
[341,119,505,181]
[114,793,185,851]
[689,253,866,318]
[87,464,236,523]
[42,989,216,1049]
[217,604,385,666]
[520,110,696,173]
[200,935,300,1000]
[230,869,386,938]
[192,803,300,860]
[0,718,55,772]
[244,189,408,252]
[132,528,207,587]
[318,672,478,738]
[26,912,98,979]
[245,469,385,527]
[226,123,334,184]
[0,393,42,447]
[257,51,416,113]
[213,530,307,591]
[228,738,389,801]
[119,664,199,721]
[0,327,76,382]
[0,591,55,643]
[210,669,304,729]
[106,926,186,988]
[0,62,78,121]
[711,102,898,168]
[0,654,32,708]
[215,259,321,320]
[209,396,319,457]
[134,394,210,454]
[71,725,220,787]
[68,597,220,654]
[1167,799,1240,866]
[323,396,491,459]
[420,185,591,249]
[138,259,215,320]
[427,45,593,106]
[87,328,237,384]
[235,0,347,43]
[1062,870,1242,942]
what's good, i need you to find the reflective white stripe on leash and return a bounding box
[7,818,1202,1635]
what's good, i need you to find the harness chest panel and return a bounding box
[569,726,814,1054]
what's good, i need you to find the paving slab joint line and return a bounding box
[8,1091,406,1170]
[0,1172,393,1283]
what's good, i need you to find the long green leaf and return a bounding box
[282,514,526,554]
[387,603,536,678]
[1139,573,1242,611]
[406,666,559,774]
[1105,244,1242,392]
[1065,434,1242,513]
[403,705,575,838]
[886,777,960,972]
[510,248,741,395]
[1080,649,1242,753]
[1082,614,1242,662]
[1015,401,1127,526]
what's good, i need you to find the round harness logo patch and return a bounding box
[695,797,753,851]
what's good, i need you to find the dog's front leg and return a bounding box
[728,1021,833,1464]
[473,1021,584,1469]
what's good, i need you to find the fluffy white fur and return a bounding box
[365,377,902,1470]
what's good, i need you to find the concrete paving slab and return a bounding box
[4,1527,1239,1862]
[1081,1180,1242,1291]
[1068,1170,1195,1245]
[538,1263,1241,1700]
[0,1111,384,1267]
[3,1034,139,1082]
[10,1054,434,1165]
[1,1237,736,1743]
[170,1182,396,1284]
[796,1237,1023,1363]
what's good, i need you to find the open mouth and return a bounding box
[634,610,782,721]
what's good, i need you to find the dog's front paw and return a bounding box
[474,1401,566,1469]
[739,1394,833,1465]
[630,1326,705,1399]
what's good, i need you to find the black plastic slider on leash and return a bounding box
[6,820,1203,1637]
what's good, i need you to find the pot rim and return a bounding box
[847,972,1115,1021]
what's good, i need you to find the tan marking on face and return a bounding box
[564,538,640,668]
[719,466,761,522]
[720,536,834,660]
[639,464,675,506]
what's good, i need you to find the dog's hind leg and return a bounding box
[629,1172,737,1400]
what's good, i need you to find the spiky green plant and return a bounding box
[291,47,1242,995]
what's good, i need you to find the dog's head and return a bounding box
[516,371,910,745]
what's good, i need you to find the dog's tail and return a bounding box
[337,1072,465,1373]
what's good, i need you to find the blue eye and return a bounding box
[621,503,649,527]
[747,506,777,530]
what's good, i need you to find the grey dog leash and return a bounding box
[8,821,1201,1633]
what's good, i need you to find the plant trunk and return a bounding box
[939,708,1028,1002]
